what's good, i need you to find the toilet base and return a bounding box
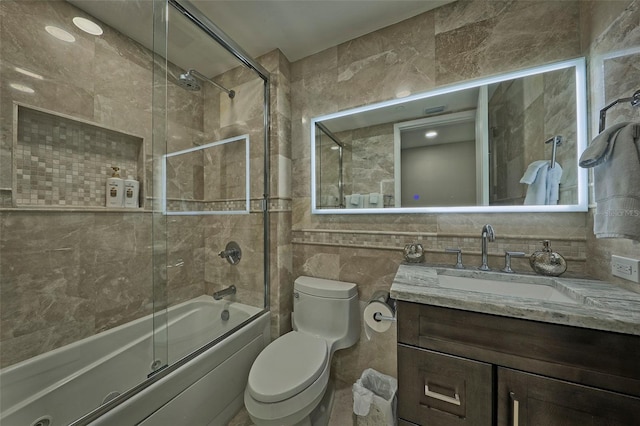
[248,381,336,426]
[308,380,334,426]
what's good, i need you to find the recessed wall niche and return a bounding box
[13,105,143,208]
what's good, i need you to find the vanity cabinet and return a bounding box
[397,301,640,426]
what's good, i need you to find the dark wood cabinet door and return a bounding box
[398,344,493,426]
[497,367,640,426]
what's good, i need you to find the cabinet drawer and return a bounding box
[497,367,640,426]
[398,301,640,396]
[398,344,493,426]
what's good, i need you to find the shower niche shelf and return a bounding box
[13,104,144,209]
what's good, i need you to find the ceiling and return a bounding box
[69,0,454,77]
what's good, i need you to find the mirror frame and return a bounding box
[310,57,588,214]
[162,134,250,215]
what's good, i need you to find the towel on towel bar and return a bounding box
[580,123,640,240]
[579,122,629,167]
[520,160,563,205]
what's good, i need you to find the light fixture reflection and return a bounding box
[45,25,76,42]
[425,130,438,138]
[10,83,35,94]
[73,17,103,36]
[14,67,44,80]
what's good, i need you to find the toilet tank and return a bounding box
[292,276,360,352]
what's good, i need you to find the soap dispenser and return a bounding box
[106,166,124,208]
[529,240,567,276]
[123,176,140,208]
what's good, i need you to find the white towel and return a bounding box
[546,163,563,205]
[520,160,562,205]
[521,161,549,205]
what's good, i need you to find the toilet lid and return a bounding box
[248,332,328,403]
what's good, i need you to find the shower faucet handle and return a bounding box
[445,248,464,269]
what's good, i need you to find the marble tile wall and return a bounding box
[489,68,577,206]
[582,0,640,291]
[0,0,158,367]
[290,0,587,387]
[0,0,272,368]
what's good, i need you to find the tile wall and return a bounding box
[288,0,639,390]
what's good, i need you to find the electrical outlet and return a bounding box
[611,255,640,283]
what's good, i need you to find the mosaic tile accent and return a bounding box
[292,229,587,260]
[15,107,142,207]
[164,197,291,213]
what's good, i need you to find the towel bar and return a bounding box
[544,135,563,169]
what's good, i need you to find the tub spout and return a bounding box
[213,285,236,300]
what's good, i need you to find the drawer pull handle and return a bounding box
[424,385,461,406]
[510,392,519,426]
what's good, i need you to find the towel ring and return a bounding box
[599,89,640,133]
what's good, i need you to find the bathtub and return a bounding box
[0,295,270,426]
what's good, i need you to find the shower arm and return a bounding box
[189,69,236,98]
[598,89,640,133]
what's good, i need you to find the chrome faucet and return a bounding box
[479,224,495,271]
[213,285,236,300]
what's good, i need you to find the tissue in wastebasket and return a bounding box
[352,368,398,426]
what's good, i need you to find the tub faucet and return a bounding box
[213,285,236,300]
[479,224,495,271]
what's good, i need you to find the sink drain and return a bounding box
[31,416,52,426]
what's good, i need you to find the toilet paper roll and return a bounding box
[363,301,394,340]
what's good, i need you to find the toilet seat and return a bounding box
[247,332,328,403]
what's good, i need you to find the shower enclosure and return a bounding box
[0,0,270,424]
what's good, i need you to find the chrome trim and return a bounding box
[168,0,270,81]
[68,0,272,424]
[68,310,269,425]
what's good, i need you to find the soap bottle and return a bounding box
[529,240,567,276]
[123,177,140,208]
[106,166,124,208]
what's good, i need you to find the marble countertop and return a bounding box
[390,263,640,336]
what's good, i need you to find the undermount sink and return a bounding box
[436,273,580,305]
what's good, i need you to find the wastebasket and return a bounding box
[352,368,398,426]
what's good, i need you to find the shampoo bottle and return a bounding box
[124,177,140,208]
[106,166,124,208]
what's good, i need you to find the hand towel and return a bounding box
[579,122,629,167]
[546,163,563,205]
[520,160,549,205]
[589,123,640,240]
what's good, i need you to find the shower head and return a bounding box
[177,71,201,91]
[176,69,235,99]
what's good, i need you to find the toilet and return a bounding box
[244,276,360,426]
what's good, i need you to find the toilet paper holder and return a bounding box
[369,290,397,322]
[373,311,396,322]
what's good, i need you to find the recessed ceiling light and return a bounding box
[73,17,103,36]
[330,146,340,150]
[10,83,35,94]
[425,130,438,138]
[45,25,76,42]
[396,90,411,98]
[14,67,44,80]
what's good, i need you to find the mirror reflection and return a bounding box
[311,58,587,213]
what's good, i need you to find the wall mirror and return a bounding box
[311,58,588,214]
